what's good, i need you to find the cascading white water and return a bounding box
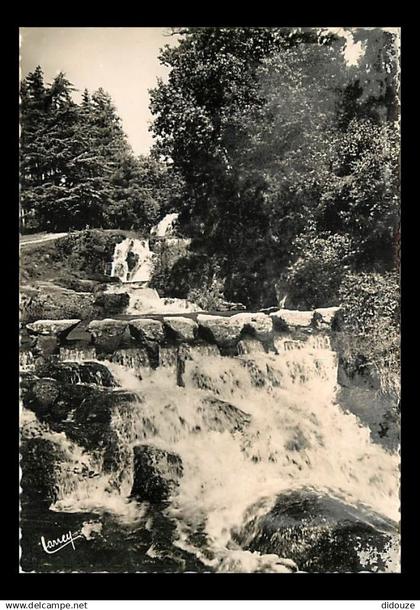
[111,238,155,284]
[43,335,400,572]
[150,213,179,237]
[107,215,201,314]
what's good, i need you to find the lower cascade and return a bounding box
[20,333,399,573]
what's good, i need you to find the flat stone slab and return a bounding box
[128,318,165,343]
[87,319,128,334]
[163,316,198,342]
[197,314,244,348]
[270,309,314,330]
[87,319,129,353]
[237,337,266,355]
[313,307,341,326]
[26,319,81,338]
[230,312,273,342]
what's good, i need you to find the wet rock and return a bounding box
[237,337,266,355]
[20,371,39,402]
[197,314,243,348]
[230,313,273,343]
[22,377,94,422]
[87,319,129,353]
[163,316,198,342]
[33,335,59,356]
[313,307,342,329]
[131,445,183,503]
[26,319,81,338]
[129,318,165,344]
[270,309,314,331]
[31,378,61,417]
[74,388,139,426]
[33,360,116,387]
[20,327,37,350]
[237,490,398,573]
[106,348,150,373]
[20,437,66,507]
[200,397,251,433]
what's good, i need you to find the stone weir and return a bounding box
[20,307,343,375]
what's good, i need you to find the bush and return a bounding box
[187,275,225,310]
[55,230,126,276]
[285,232,353,309]
[336,271,400,399]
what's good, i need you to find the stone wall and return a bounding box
[20,307,342,364]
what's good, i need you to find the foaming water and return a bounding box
[111,238,155,283]
[24,335,400,572]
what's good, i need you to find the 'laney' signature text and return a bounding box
[41,530,83,554]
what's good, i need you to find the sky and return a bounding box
[20,27,178,156]
[20,27,400,157]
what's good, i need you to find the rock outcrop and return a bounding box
[20,437,66,508]
[26,319,81,338]
[230,312,273,343]
[236,489,398,573]
[270,309,314,331]
[128,318,165,344]
[196,314,243,348]
[87,319,129,353]
[131,445,183,503]
[21,306,343,364]
[163,316,198,342]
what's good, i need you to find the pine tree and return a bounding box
[20,66,49,230]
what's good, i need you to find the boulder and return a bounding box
[163,316,198,342]
[236,489,398,573]
[20,290,97,324]
[129,318,165,344]
[270,309,314,331]
[199,397,251,433]
[26,319,81,338]
[197,314,243,348]
[33,335,59,356]
[131,445,183,503]
[313,307,342,329]
[87,319,129,353]
[33,360,116,387]
[22,377,106,423]
[237,338,266,355]
[20,437,66,507]
[230,312,273,342]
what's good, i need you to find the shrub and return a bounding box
[337,271,400,399]
[285,232,353,309]
[187,275,225,310]
[55,230,126,276]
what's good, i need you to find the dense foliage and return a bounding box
[336,271,400,397]
[150,27,400,309]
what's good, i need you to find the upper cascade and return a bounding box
[150,212,179,237]
[110,238,155,284]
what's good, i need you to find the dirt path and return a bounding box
[20,232,68,246]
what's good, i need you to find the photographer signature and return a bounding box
[40,530,83,554]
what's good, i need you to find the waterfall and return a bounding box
[110,238,155,284]
[30,335,399,572]
[107,218,202,314]
[150,213,179,237]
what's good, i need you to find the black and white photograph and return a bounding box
[19,26,401,575]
